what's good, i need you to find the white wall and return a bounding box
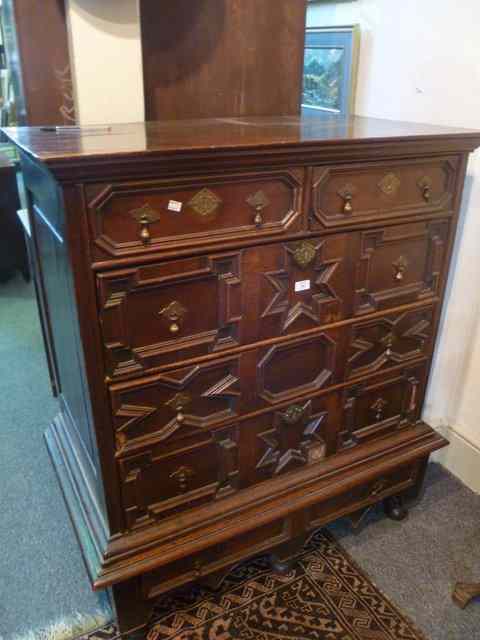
[308,0,480,491]
[66,0,144,125]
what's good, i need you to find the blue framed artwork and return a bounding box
[302,26,359,117]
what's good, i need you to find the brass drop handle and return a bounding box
[392,256,408,282]
[418,177,432,203]
[159,301,187,336]
[129,203,161,245]
[370,479,387,497]
[246,190,270,228]
[170,465,195,492]
[165,392,192,426]
[193,559,203,577]
[342,192,354,214]
[139,214,152,244]
[176,404,185,424]
[254,207,264,227]
[338,183,357,215]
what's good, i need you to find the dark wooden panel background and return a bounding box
[140,0,307,120]
[2,0,75,125]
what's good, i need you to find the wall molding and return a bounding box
[433,425,480,494]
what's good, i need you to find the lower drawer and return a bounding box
[307,460,422,530]
[338,363,428,450]
[141,516,293,599]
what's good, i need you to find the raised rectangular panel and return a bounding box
[86,168,305,261]
[311,156,458,230]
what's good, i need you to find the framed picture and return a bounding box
[302,25,360,117]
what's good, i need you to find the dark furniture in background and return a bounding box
[0,154,25,281]
[140,0,307,120]
[1,0,75,126]
[5,115,479,633]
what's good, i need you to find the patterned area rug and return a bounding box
[80,530,428,640]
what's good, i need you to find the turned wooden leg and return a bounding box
[111,577,154,636]
[269,532,308,575]
[383,494,408,521]
[452,582,480,609]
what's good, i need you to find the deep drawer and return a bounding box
[87,168,304,261]
[307,460,422,530]
[310,156,458,230]
[141,516,293,599]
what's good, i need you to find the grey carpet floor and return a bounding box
[1,273,480,640]
[0,274,110,640]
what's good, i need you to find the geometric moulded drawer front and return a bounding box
[338,363,428,450]
[240,393,339,489]
[346,306,435,379]
[97,252,243,378]
[250,233,356,337]
[354,221,449,315]
[311,156,458,229]
[256,331,339,405]
[97,239,354,379]
[118,423,239,530]
[86,168,304,261]
[110,356,242,456]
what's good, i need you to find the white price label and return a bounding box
[168,200,183,213]
[295,279,311,292]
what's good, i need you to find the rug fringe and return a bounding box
[2,610,112,640]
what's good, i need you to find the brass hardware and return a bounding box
[129,204,161,244]
[170,465,195,492]
[193,559,203,577]
[165,392,192,424]
[338,183,357,214]
[392,255,408,281]
[246,190,270,227]
[418,176,432,202]
[254,211,263,226]
[383,333,395,358]
[188,188,222,217]
[282,404,306,425]
[292,240,317,269]
[370,478,388,497]
[159,300,187,335]
[378,172,401,197]
[371,397,388,421]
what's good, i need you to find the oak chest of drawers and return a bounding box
[6,115,479,633]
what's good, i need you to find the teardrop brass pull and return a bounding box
[338,183,357,215]
[139,216,151,243]
[418,176,432,203]
[343,194,353,214]
[247,190,270,228]
[129,203,161,244]
[159,301,187,335]
[392,255,408,282]
[165,392,192,426]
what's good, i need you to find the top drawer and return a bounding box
[86,169,304,261]
[310,156,458,230]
